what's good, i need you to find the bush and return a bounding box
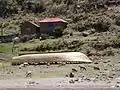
[115,16,120,26]
[20,35,30,43]
[93,19,110,32]
[54,28,63,37]
[0,0,18,17]
[22,0,46,13]
[91,40,110,50]
[20,37,86,52]
[63,0,75,5]
[41,34,50,40]
[48,3,67,16]
[52,0,62,4]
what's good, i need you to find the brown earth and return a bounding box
[0,52,120,89]
[0,55,120,80]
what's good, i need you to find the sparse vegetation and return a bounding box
[0,43,13,54]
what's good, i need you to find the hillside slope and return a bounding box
[0,0,120,60]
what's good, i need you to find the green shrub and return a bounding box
[52,0,62,4]
[49,3,67,16]
[54,28,63,37]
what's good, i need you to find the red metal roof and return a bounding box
[39,18,67,23]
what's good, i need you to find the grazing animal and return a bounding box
[79,65,86,71]
[72,68,77,72]
[12,37,20,44]
[12,37,20,52]
[26,71,32,78]
[93,66,100,70]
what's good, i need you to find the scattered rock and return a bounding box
[112,73,116,76]
[108,76,114,79]
[69,79,75,83]
[117,81,120,84]
[100,71,104,73]
[94,62,99,64]
[82,31,90,37]
[23,62,29,66]
[104,69,108,71]
[69,72,74,78]
[58,62,66,67]
[28,81,36,84]
[66,74,69,77]
[108,64,113,67]
[7,72,10,74]
[84,78,91,82]
[107,60,111,63]
[96,74,100,77]
[19,64,24,69]
[74,78,79,82]
[90,29,96,34]
[46,63,50,66]
[112,69,115,71]
[93,66,100,70]
[19,62,29,69]
[103,61,108,63]
[102,73,106,76]
[115,84,120,88]
[27,81,39,86]
[36,82,39,84]
[34,63,38,66]
[79,65,86,71]
[107,81,111,84]
[100,78,103,81]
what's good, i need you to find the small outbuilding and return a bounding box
[39,18,68,35]
[21,21,40,37]
[20,18,68,38]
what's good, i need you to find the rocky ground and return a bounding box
[0,55,120,81]
[1,1,120,89]
[0,51,120,89]
[1,78,120,90]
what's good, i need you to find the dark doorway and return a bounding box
[36,27,40,38]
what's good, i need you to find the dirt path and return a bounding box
[0,78,115,89]
[0,78,120,90]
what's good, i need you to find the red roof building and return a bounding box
[39,18,68,36]
[20,18,68,38]
[39,18,67,23]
